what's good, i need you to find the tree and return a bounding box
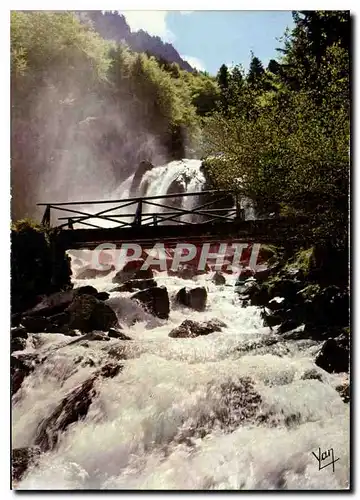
[247,53,265,88]
[216,63,230,113]
[203,12,349,250]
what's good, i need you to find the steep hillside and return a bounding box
[78,11,194,72]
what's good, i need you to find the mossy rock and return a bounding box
[11,219,72,313]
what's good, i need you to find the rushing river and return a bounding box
[12,265,349,490]
[12,159,349,490]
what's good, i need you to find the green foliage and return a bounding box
[284,247,315,276]
[247,53,265,89]
[203,11,350,250]
[11,11,222,218]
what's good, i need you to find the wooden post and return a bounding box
[235,194,242,220]
[153,214,158,226]
[41,205,51,226]
[133,199,143,226]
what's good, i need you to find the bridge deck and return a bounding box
[55,218,309,250]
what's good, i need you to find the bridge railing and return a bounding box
[38,190,244,229]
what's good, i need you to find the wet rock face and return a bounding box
[176,286,207,311]
[169,319,226,338]
[132,286,170,319]
[315,334,349,373]
[12,446,41,483]
[66,294,118,333]
[34,377,97,452]
[34,363,124,452]
[130,161,154,196]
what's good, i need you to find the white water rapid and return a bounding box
[12,160,349,490]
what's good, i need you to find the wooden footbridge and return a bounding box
[37,190,310,250]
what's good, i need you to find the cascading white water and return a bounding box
[13,265,349,490]
[71,158,257,228]
[12,159,349,490]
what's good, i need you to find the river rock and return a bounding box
[300,368,323,382]
[113,259,154,284]
[176,286,207,311]
[235,268,254,284]
[11,337,27,353]
[108,328,132,340]
[169,318,226,338]
[74,285,99,297]
[23,289,75,318]
[267,296,285,311]
[76,265,115,280]
[12,446,41,483]
[11,313,22,327]
[249,284,269,307]
[12,355,32,394]
[34,377,97,452]
[336,381,350,403]
[212,271,226,286]
[11,326,28,340]
[66,294,118,333]
[315,334,349,373]
[268,279,302,303]
[260,309,283,328]
[21,316,52,333]
[111,279,157,293]
[132,286,169,319]
[168,262,211,279]
[75,286,110,302]
[34,363,124,452]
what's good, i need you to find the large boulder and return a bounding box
[169,318,226,338]
[21,316,52,333]
[212,271,226,286]
[66,294,118,333]
[112,259,154,284]
[22,289,75,318]
[176,286,207,311]
[260,309,283,328]
[132,286,170,319]
[267,278,302,303]
[315,334,349,373]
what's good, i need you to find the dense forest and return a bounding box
[11,11,350,254]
